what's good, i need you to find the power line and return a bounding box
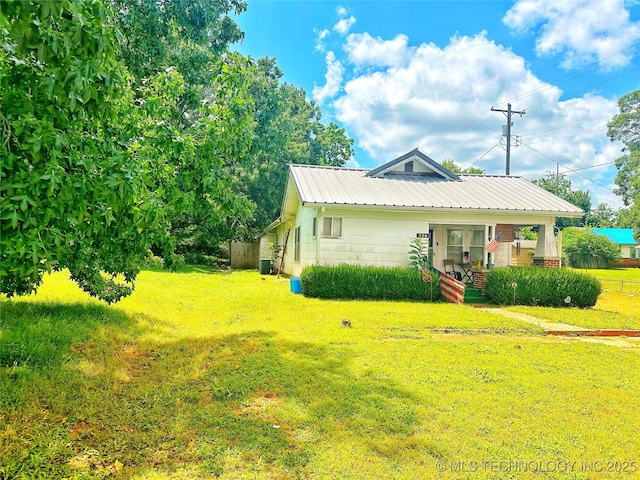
[498,43,640,108]
[561,161,616,173]
[520,142,616,193]
[463,141,502,171]
[521,115,611,138]
[525,129,610,145]
[430,109,494,158]
[430,44,639,162]
[523,64,640,112]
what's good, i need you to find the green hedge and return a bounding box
[299,265,441,301]
[562,227,620,268]
[485,266,601,307]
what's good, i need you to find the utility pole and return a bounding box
[491,103,525,175]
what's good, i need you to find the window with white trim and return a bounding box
[446,229,463,262]
[469,229,484,263]
[322,217,342,238]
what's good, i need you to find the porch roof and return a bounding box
[288,164,584,216]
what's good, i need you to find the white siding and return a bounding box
[317,208,427,268]
[275,203,558,274]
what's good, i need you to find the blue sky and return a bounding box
[233,0,640,209]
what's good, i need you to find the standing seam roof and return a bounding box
[289,164,584,214]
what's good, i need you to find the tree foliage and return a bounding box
[1,0,353,301]
[1,0,142,301]
[532,174,591,229]
[227,57,354,242]
[607,88,640,241]
[585,203,616,228]
[441,159,485,174]
[113,0,255,254]
[615,207,639,229]
[1,0,253,301]
[562,227,620,269]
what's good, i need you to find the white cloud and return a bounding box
[336,6,348,17]
[312,51,344,103]
[503,0,640,69]
[314,28,330,52]
[345,33,411,67]
[324,31,623,206]
[333,16,356,35]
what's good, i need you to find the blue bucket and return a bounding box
[290,276,302,294]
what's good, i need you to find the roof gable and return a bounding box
[365,148,461,181]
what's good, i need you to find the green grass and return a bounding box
[2,269,639,479]
[574,267,640,282]
[505,268,640,328]
[506,306,640,330]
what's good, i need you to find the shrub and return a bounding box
[485,266,601,308]
[300,265,441,301]
[562,227,620,268]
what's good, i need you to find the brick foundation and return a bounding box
[472,269,489,292]
[611,258,640,268]
[532,257,561,268]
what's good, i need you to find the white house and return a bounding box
[592,228,639,267]
[262,149,583,278]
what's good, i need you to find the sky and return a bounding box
[233,0,640,210]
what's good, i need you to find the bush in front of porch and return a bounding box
[300,265,441,301]
[485,267,601,308]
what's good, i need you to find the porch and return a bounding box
[428,222,562,304]
[428,222,561,277]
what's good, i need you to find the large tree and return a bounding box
[1,0,252,302]
[1,0,143,302]
[532,174,591,229]
[218,57,354,243]
[113,0,255,254]
[607,88,640,241]
[585,203,616,228]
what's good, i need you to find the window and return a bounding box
[469,229,484,264]
[322,217,342,238]
[446,229,463,262]
[631,247,637,259]
[294,226,301,262]
[404,161,413,173]
[312,217,317,238]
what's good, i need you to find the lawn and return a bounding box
[506,268,640,329]
[1,269,639,479]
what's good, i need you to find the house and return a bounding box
[262,149,583,278]
[592,228,639,267]
[510,240,537,267]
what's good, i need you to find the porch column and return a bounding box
[533,224,560,268]
[484,224,493,267]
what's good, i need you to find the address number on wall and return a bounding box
[416,233,430,239]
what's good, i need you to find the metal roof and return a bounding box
[365,148,461,181]
[592,228,638,245]
[288,164,584,216]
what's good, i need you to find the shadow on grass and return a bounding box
[0,300,134,369]
[141,263,236,275]
[1,301,423,478]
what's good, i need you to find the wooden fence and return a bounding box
[230,242,259,270]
